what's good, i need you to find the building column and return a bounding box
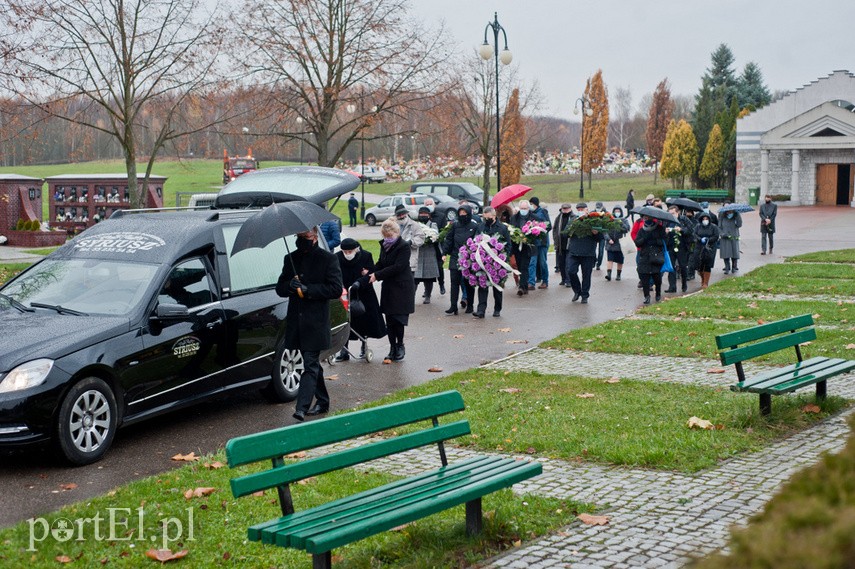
[790,149,801,205]
[760,149,769,199]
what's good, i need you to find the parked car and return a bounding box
[363,193,429,226]
[0,210,350,465]
[353,164,386,183]
[409,182,484,211]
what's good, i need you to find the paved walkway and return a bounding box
[328,349,855,568]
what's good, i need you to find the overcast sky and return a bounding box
[410,0,855,118]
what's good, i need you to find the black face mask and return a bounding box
[458,214,469,222]
[484,218,495,225]
[418,216,430,223]
[295,236,315,252]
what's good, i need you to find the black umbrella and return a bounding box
[229,200,338,257]
[719,203,755,213]
[633,205,678,224]
[668,197,704,212]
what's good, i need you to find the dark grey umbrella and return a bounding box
[229,200,338,257]
[668,197,704,212]
[719,203,755,213]
[633,205,678,224]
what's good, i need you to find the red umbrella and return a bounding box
[491,184,532,208]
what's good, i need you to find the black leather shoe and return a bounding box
[664,288,677,293]
[386,348,396,360]
[643,296,651,305]
[655,294,662,302]
[307,405,329,416]
[473,312,485,318]
[460,300,467,308]
[439,284,446,295]
[394,344,405,361]
[580,297,588,304]
[493,310,501,317]
[572,293,581,302]
[445,307,458,315]
[292,410,305,422]
[465,307,474,314]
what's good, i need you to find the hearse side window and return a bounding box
[158,259,214,308]
[222,225,296,293]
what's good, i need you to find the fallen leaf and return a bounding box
[576,393,596,399]
[452,334,465,339]
[145,548,189,563]
[757,319,767,324]
[706,368,726,374]
[604,377,620,384]
[427,367,443,373]
[171,452,199,462]
[325,374,339,380]
[222,552,231,561]
[251,491,265,497]
[578,513,610,526]
[513,540,522,547]
[391,522,414,531]
[525,447,536,454]
[296,477,317,485]
[687,416,715,430]
[497,327,512,332]
[846,343,855,350]
[506,340,529,344]
[285,451,307,459]
[499,387,521,394]
[747,302,758,309]
[801,403,821,414]
[59,483,78,491]
[202,461,225,470]
[56,555,72,564]
[183,487,216,499]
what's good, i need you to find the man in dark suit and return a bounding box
[347,193,359,227]
[276,227,343,421]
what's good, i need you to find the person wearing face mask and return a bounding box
[692,212,720,289]
[334,238,385,362]
[633,215,668,304]
[664,205,691,293]
[718,208,742,274]
[394,204,425,274]
[759,195,777,255]
[369,219,415,362]
[527,196,551,289]
[566,202,603,304]
[509,200,534,296]
[414,206,440,304]
[441,204,480,314]
[423,198,446,294]
[276,227,344,421]
[604,206,629,282]
[553,203,575,286]
[474,206,511,317]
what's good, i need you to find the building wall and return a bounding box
[736,150,760,202]
[0,182,42,233]
[736,148,855,204]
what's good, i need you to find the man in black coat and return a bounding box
[474,206,511,318]
[441,204,479,315]
[276,227,344,421]
[552,203,574,286]
[347,193,359,227]
[423,198,446,294]
[565,202,603,304]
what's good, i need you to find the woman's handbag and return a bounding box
[660,240,674,273]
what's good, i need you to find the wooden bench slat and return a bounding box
[719,328,815,366]
[249,456,496,543]
[733,357,834,390]
[272,457,521,549]
[741,360,855,394]
[716,314,815,350]
[301,460,542,553]
[231,420,471,497]
[226,390,465,467]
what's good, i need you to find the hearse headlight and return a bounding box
[0,359,54,394]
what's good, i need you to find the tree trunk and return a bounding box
[653,161,658,185]
[481,151,491,198]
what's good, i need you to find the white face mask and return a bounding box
[343,250,358,260]
[701,219,710,226]
[519,209,529,216]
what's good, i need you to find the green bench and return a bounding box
[715,314,855,415]
[664,189,730,202]
[225,390,542,568]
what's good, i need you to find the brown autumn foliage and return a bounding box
[581,70,609,180]
[500,88,525,187]
[646,78,674,181]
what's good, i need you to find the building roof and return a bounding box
[0,174,44,182]
[44,174,167,181]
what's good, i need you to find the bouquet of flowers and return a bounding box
[421,223,439,244]
[508,225,524,246]
[521,220,549,245]
[564,211,623,238]
[458,235,517,290]
[437,223,452,244]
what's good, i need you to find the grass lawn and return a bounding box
[0,453,585,569]
[786,248,855,264]
[708,263,855,296]
[0,263,30,286]
[365,369,847,473]
[639,296,854,326]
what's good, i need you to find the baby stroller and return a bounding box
[332,281,386,363]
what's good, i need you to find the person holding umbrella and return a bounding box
[692,211,720,289]
[719,206,742,274]
[370,218,415,362]
[275,226,344,421]
[633,214,668,304]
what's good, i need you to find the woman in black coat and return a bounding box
[633,215,667,304]
[334,238,386,361]
[692,212,720,289]
[370,218,415,362]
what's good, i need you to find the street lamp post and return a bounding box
[574,97,594,199]
[295,117,304,164]
[479,12,512,197]
[347,101,377,219]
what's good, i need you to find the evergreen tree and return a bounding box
[715,98,741,190]
[699,123,725,186]
[737,62,772,110]
[660,119,698,189]
[706,44,737,99]
[692,44,737,187]
[500,88,525,187]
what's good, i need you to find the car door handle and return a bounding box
[206,317,223,329]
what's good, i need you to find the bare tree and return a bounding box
[239,0,454,168]
[3,0,232,207]
[609,85,634,150]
